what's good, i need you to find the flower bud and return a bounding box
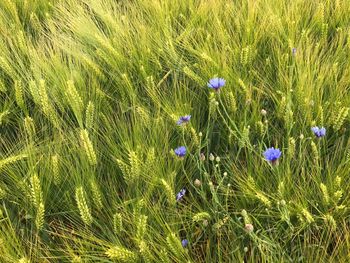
[245,223,254,233]
[194,179,202,187]
[209,153,215,161]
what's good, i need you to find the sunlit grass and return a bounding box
[1,0,350,262]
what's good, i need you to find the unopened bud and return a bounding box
[209,153,215,161]
[245,223,254,233]
[194,179,202,187]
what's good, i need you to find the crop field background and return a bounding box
[1,0,350,262]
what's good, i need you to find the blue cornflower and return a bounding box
[174,146,186,157]
[181,239,189,247]
[176,188,186,201]
[207,77,226,91]
[263,147,282,164]
[177,115,191,125]
[311,126,326,138]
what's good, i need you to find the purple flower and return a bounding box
[263,147,282,164]
[174,146,186,157]
[176,188,186,201]
[292,47,297,56]
[207,77,226,91]
[311,126,326,138]
[177,115,191,125]
[181,239,189,247]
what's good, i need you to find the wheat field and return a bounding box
[1,0,350,262]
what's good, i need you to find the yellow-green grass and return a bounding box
[1,0,350,262]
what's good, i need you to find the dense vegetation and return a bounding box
[1,0,350,262]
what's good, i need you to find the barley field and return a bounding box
[1,0,350,262]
